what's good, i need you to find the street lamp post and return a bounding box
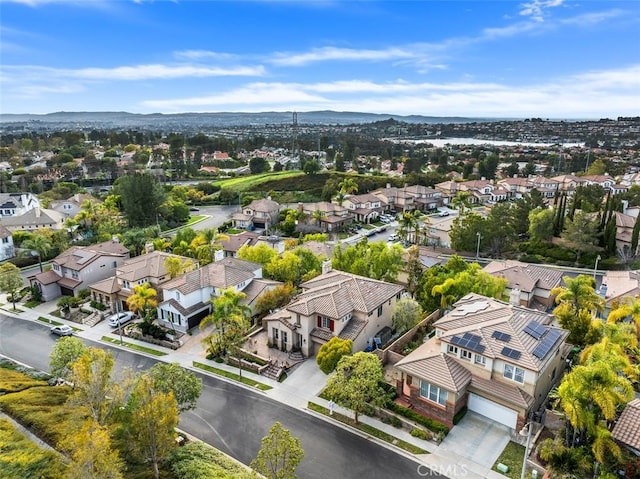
[519,422,534,479]
[593,254,601,281]
[476,232,482,259]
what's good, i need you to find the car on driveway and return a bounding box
[107,311,136,328]
[51,325,73,337]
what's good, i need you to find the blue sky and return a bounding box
[1,0,638,118]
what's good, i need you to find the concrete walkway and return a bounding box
[1,297,510,479]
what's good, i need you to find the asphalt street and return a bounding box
[0,315,439,479]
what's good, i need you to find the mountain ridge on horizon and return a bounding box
[0,110,513,126]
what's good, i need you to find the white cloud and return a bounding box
[2,63,265,82]
[138,64,640,118]
[173,50,240,61]
[560,9,626,26]
[519,0,564,22]
[270,46,419,66]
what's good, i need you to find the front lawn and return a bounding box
[493,441,526,479]
[192,361,272,390]
[307,401,428,455]
[101,336,167,356]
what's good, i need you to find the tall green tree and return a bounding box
[560,211,600,264]
[126,374,179,479]
[113,173,166,228]
[332,238,404,282]
[324,352,385,424]
[528,208,555,242]
[67,348,131,426]
[250,422,305,479]
[0,262,24,310]
[405,245,423,298]
[391,297,422,334]
[62,419,125,479]
[49,336,87,382]
[148,362,203,412]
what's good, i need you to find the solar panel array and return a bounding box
[501,346,521,360]
[533,329,562,359]
[492,331,511,342]
[524,321,548,340]
[450,332,485,354]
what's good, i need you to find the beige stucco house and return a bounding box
[394,294,570,430]
[264,269,404,356]
[156,257,281,333]
[89,250,196,313]
[30,239,130,301]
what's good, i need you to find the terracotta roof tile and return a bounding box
[612,399,640,451]
[395,348,472,393]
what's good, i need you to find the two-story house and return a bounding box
[231,198,280,231]
[394,294,569,430]
[49,193,101,219]
[404,185,443,212]
[156,257,280,332]
[89,250,196,313]
[341,193,387,223]
[0,193,40,217]
[30,239,130,301]
[370,185,415,214]
[264,269,404,356]
[483,260,564,309]
[0,225,15,261]
[295,202,354,232]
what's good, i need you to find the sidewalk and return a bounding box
[1,297,509,479]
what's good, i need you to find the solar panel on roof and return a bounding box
[450,333,486,354]
[492,331,511,342]
[524,321,548,340]
[532,329,563,359]
[501,346,521,360]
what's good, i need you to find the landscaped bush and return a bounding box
[453,406,467,425]
[0,368,48,393]
[77,289,91,300]
[167,441,255,479]
[410,428,429,440]
[0,385,73,447]
[0,419,67,479]
[390,416,403,428]
[387,402,450,436]
[90,300,107,311]
[138,321,167,340]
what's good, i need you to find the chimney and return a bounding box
[112,235,120,243]
[386,183,391,189]
[35,207,41,218]
[509,288,521,306]
[297,202,303,212]
[321,260,332,274]
[144,242,154,253]
[214,249,224,262]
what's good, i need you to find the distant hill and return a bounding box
[0,110,490,127]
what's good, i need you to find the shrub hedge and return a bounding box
[387,402,450,435]
[167,441,255,479]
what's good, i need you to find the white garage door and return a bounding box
[468,393,517,429]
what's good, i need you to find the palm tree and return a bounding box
[20,234,53,273]
[125,283,158,321]
[452,191,472,215]
[398,212,417,243]
[551,274,604,315]
[312,209,326,230]
[607,296,640,337]
[200,288,251,361]
[338,178,358,195]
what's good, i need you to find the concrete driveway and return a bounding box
[437,411,511,467]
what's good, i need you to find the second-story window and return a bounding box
[503,364,525,383]
[461,350,472,361]
[474,354,486,366]
[448,345,458,355]
[377,305,383,317]
[71,270,79,279]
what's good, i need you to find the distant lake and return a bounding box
[385,137,584,148]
